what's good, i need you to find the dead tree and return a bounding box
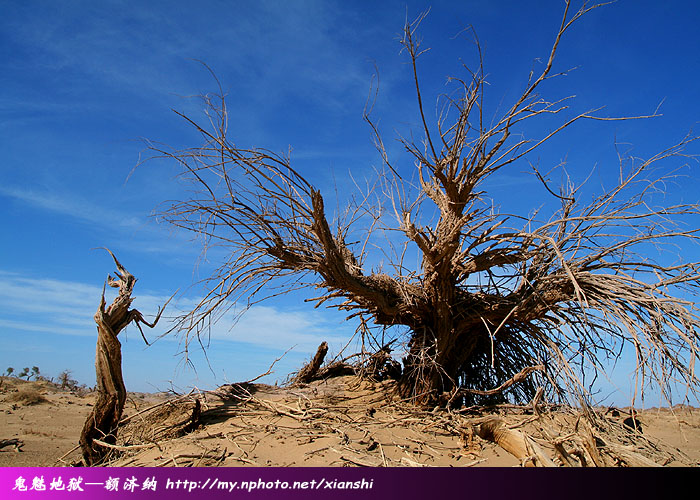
[79,249,170,465]
[147,1,700,407]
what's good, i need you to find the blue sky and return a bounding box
[1,1,698,405]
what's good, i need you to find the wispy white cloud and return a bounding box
[1,1,374,116]
[0,318,94,337]
[0,184,207,261]
[0,185,143,229]
[0,270,350,353]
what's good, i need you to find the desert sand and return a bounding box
[1,375,699,467]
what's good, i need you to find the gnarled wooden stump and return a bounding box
[79,249,170,465]
[293,341,328,384]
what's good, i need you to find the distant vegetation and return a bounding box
[3,366,90,393]
[4,366,40,380]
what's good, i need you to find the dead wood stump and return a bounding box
[293,342,329,384]
[79,249,170,465]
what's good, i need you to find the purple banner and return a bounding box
[5,468,380,499]
[0,466,677,499]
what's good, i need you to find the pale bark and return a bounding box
[79,249,170,465]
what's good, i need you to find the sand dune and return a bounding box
[1,375,698,467]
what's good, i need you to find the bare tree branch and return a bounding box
[146,0,700,409]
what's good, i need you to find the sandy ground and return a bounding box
[0,377,167,467]
[1,376,699,467]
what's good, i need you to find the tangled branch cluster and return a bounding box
[148,1,700,407]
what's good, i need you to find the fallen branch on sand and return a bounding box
[0,439,23,452]
[92,439,159,452]
[476,417,556,467]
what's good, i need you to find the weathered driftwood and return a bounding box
[477,417,556,467]
[0,439,23,452]
[79,249,170,465]
[293,342,329,384]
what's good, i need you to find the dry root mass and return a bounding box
[94,375,696,468]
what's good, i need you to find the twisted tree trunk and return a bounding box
[79,249,169,465]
